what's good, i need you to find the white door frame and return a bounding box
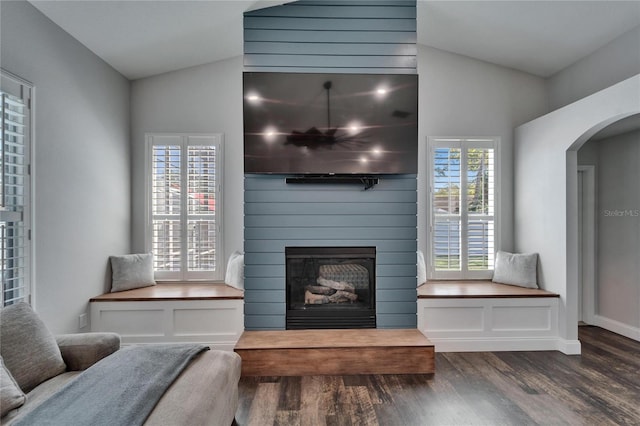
[578,165,596,325]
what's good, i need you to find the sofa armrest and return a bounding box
[55,333,120,371]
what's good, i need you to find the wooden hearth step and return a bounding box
[234,329,434,377]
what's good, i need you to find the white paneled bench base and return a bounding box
[90,284,244,351]
[418,281,560,352]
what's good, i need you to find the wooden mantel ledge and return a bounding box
[89,283,244,302]
[418,280,559,299]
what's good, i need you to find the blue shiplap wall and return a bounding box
[243,0,418,330]
[244,0,417,74]
[244,175,417,329]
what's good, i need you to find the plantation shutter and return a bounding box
[1,72,32,306]
[148,134,223,281]
[429,138,497,279]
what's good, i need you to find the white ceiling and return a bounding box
[29,0,640,81]
[418,1,640,77]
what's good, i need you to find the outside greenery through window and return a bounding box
[429,138,497,279]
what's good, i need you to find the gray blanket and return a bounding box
[15,344,208,426]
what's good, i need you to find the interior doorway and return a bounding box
[577,165,596,325]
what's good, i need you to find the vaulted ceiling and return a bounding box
[29,1,640,81]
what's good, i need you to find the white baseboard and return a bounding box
[429,337,572,353]
[591,315,640,342]
[555,338,581,355]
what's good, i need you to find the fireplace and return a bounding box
[285,246,376,329]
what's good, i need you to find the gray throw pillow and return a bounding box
[1,355,26,417]
[0,302,67,393]
[110,253,156,292]
[492,251,539,288]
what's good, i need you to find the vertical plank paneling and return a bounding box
[243,0,417,330]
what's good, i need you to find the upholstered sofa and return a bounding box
[0,302,241,425]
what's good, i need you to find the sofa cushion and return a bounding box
[56,333,121,371]
[0,302,67,393]
[1,372,80,424]
[110,253,156,292]
[492,251,538,288]
[1,355,26,417]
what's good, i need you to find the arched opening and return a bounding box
[574,114,640,340]
[514,74,639,354]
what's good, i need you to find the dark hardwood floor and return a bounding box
[235,326,640,425]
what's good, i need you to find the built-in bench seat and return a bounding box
[89,284,244,350]
[417,280,560,352]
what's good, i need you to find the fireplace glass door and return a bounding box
[285,246,376,329]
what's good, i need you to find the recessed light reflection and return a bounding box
[246,92,261,104]
[263,126,277,142]
[375,86,388,98]
[347,121,362,135]
[371,147,383,157]
[360,156,368,163]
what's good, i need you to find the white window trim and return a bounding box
[1,69,33,306]
[427,136,501,280]
[144,133,224,282]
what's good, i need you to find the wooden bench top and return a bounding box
[90,283,244,302]
[418,280,559,299]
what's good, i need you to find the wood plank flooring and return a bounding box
[234,326,640,425]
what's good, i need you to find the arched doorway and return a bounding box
[575,114,640,340]
[514,74,640,354]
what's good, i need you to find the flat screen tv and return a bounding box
[243,72,418,175]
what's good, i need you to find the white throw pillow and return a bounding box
[492,251,538,288]
[417,250,427,286]
[110,253,156,292]
[225,251,244,290]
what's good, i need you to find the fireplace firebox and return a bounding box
[285,246,376,329]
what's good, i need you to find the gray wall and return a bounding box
[595,131,640,330]
[0,1,131,333]
[417,44,548,258]
[547,26,640,111]
[130,56,245,260]
[579,131,640,332]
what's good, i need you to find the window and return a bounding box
[146,134,223,281]
[1,71,32,306]
[428,137,498,279]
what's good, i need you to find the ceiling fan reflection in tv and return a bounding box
[243,72,418,176]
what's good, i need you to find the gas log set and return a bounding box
[304,277,359,304]
[303,263,370,305]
